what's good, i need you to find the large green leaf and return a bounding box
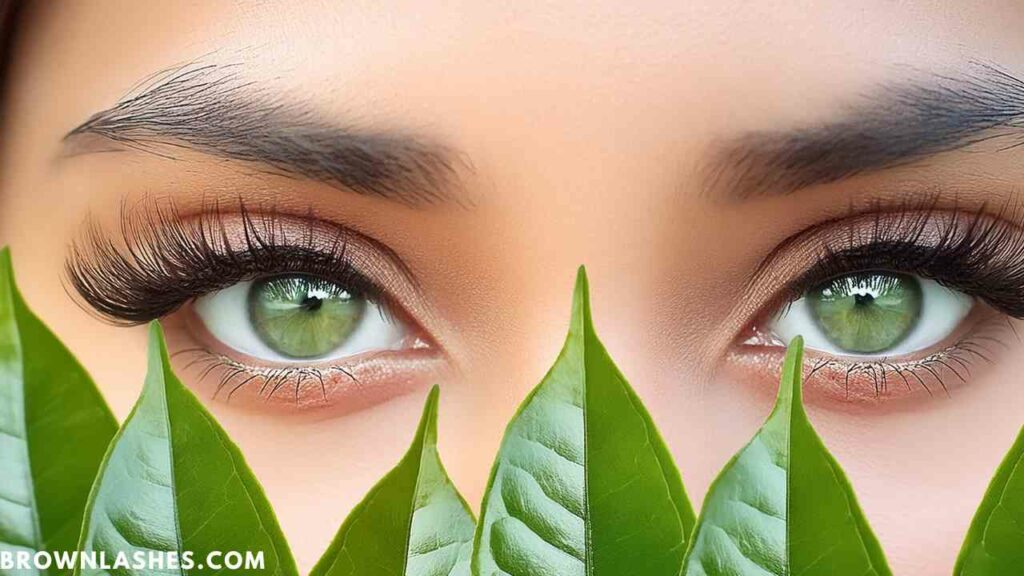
[955,425,1024,574]
[310,385,476,576]
[472,268,695,576]
[74,323,297,575]
[0,247,117,575]
[681,337,891,576]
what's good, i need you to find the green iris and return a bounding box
[248,275,365,358]
[809,272,922,354]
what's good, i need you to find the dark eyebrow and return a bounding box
[63,63,466,207]
[705,63,1024,200]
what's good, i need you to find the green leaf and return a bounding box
[75,323,297,575]
[472,267,696,576]
[955,425,1024,575]
[0,247,118,575]
[681,336,891,576]
[310,385,476,576]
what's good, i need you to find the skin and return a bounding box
[3,1,1024,573]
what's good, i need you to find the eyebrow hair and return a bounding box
[705,63,1024,200]
[64,63,465,207]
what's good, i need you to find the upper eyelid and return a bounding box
[65,202,423,325]
[747,205,1024,318]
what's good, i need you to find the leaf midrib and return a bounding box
[783,369,883,576]
[579,301,592,576]
[399,425,427,576]
[158,364,188,576]
[784,379,794,576]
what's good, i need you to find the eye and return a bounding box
[770,272,974,357]
[193,274,407,363]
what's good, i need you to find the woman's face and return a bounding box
[4,1,1024,572]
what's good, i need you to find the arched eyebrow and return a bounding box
[704,63,1024,200]
[62,63,468,208]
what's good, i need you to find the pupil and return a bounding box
[302,295,323,312]
[854,293,874,307]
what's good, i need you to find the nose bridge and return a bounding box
[506,155,757,380]
[483,144,682,276]
[493,149,715,366]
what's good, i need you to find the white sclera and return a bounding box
[772,276,973,358]
[193,279,406,363]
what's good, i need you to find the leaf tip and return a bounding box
[425,383,441,411]
[417,384,442,446]
[776,335,805,408]
[147,320,167,349]
[145,321,176,388]
[788,334,804,355]
[571,265,593,331]
[0,246,20,313]
[0,245,12,285]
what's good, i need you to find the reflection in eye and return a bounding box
[193,274,407,363]
[771,272,973,358]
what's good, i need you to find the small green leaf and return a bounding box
[956,425,1024,575]
[310,385,476,576]
[75,323,297,575]
[0,247,118,575]
[681,337,891,576]
[472,267,696,576]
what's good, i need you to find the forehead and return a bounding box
[10,1,1024,162]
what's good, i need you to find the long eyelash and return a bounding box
[785,199,1024,318]
[172,347,358,403]
[801,318,1015,400]
[66,201,405,324]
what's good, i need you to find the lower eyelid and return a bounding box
[178,348,442,414]
[730,312,1014,410]
[161,310,445,416]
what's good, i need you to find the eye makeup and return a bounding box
[764,201,1024,319]
[167,320,441,413]
[733,198,1024,407]
[741,309,1014,404]
[67,194,1024,413]
[67,200,446,414]
[66,202,422,324]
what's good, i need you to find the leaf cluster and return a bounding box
[0,250,1019,575]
